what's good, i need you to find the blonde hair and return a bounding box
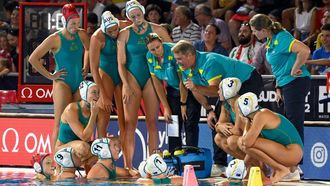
[249,14,283,34]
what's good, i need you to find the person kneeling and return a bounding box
[237,92,303,184]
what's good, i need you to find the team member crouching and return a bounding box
[237,92,303,184]
[54,80,104,177]
[214,78,245,160]
[87,137,132,179]
[137,153,183,184]
[31,153,56,181]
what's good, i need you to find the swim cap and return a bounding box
[138,160,148,178]
[145,154,167,177]
[31,153,50,173]
[101,11,119,33]
[237,92,260,117]
[91,138,112,159]
[125,0,145,19]
[220,77,242,100]
[79,80,97,102]
[61,4,80,27]
[54,147,75,168]
[226,159,247,180]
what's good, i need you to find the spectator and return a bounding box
[194,23,228,55]
[7,28,19,71]
[194,4,232,51]
[172,5,201,43]
[145,4,163,24]
[1,1,19,30]
[294,0,317,47]
[87,0,105,24]
[228,0,257,46]
[211,0,238,23]
[9,6,19,29]
[229,22,261,64]
[315,10,330,49]
[311,23,330,75]
[251,42,272,75]
[87,12,98,37]
[0,57,10,77]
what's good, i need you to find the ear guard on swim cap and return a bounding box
[101,11,119,33]
[31,153,50,173]
[91,138,112,159]
[237,92,260,117]
[138,160,148,178]
[61,4,80,27]
[145,154,167,177]
[54,147,75,168]
[220,77,242,100]
[79,80,97,102]
[125,0,145,19]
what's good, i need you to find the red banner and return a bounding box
[18,85,53,102]
[0,118,54,166]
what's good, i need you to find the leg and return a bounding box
[227,135,245,160]
[52,81,74,152]
[142,79,160,155]
[123,73,142,169]
[184,90,201,147]
[98,70,116,137]
[213,102,228,167]
[166,87,182,152]
[114,83,127,166]
[245,138,303,183]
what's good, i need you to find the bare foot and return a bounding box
[271,167,290,184]
[128,167,139,177]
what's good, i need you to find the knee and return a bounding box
[214,133,224,148]
[227,136,238,150]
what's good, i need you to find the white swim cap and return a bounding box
[79,80,96,102]
[101,11,119,33]
[125,0,145,19]
[220,77,242,100]
[237,92,260,117]
[54,147,75,168]
[91,138,112,159]
[138,160,148,178]
[226,159,247,180]
[145,154,167,177]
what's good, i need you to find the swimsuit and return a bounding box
[99,33,121,86]
[58,102,90,144]
[54,31,83,93]
[126,23,153,89]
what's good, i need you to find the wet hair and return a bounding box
[144,33,162,45]
[195,4,212,17]
[171,40,196,55]
[321,23,330,31]
[87,12,98,25]
[249,14,283,34]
